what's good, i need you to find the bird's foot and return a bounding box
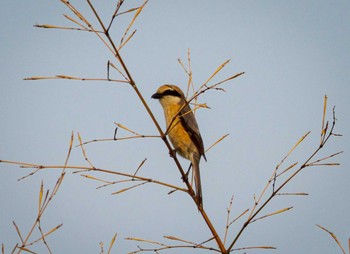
[169,149,177,158]
[181,164,192,182]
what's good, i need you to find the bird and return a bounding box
[151,84,206,207]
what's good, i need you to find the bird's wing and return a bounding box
[179,104,207,161]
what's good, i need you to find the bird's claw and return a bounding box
[181,164,192,182]
[169,149,177,158]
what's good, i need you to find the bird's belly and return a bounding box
[167,121,197,160]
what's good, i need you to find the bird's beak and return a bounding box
[151,93,161,99]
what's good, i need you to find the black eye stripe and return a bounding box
[162,89,182,97]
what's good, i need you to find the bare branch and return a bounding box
[320,95,328,145]
[133,158,147,177]
[24,75,128,83]
[231,246,276,251]
[107,233,118,254]
[223,195,234,245]
[119,1,148,48]
[34,24,102,33]
[12,222,24,245]
[77,132,96,169]
[316,225,346,254]
[250,207,293,224]
[107,0,124,31]
[206,134,229,154]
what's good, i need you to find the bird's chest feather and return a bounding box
[164,106,197,159]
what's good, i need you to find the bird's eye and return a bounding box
[162,89,181,97]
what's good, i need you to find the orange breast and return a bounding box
[164,105,197,160]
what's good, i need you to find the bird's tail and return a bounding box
[192,157,202,208]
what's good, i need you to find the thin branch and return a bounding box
[200,59,231,89]
[277,192,308,196]
[163,235,196,245]
[107,233,118,254]
[108,61,129,81]
[126,236,221,254]
[107,0,124,32]
[307,151,344,166]
[228,208,249,228]
[63,13,90,30]
[60,0,90,27]
[61,0,115,55]
[276,131,311,171]
[223,195,234,245]
[79,135,160,146]
[112,182,148,195]
[77,132,96,169]
[276,162,298,178]
[320,95,328,145]
[119,29,137,51]
[17,247,35,254]
[231,246,276,251]
[119,1,148,48]
[34,24,102,33]
[316,224,346,254]
[250,207,293,224]
[12,222,24,245]
[206,134,229,154]
[133,158,147,177]
[27,223,62,250]
[24,75,128,83]
[115,122,141,136]
[125,237,166,247]
[178,49,195,100]
[81,174,116,186]
[17,168,42,181]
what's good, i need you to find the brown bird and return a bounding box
[152,84,206,207]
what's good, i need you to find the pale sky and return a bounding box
[1,1,349,253]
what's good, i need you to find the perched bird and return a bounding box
[152,84,206,207]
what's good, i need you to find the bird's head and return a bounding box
[151,84,185,107]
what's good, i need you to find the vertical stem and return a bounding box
[199,208,227,253]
